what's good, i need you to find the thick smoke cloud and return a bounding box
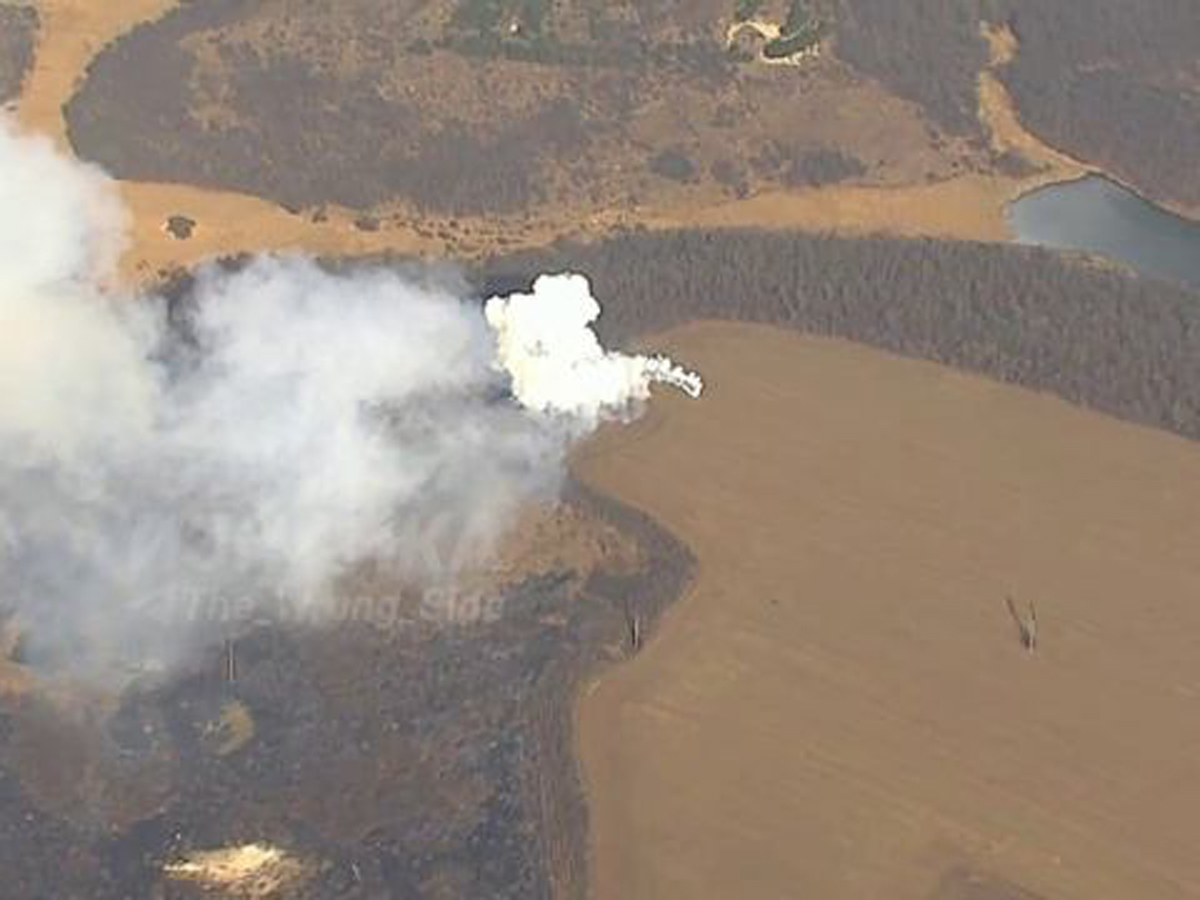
[0,117,701,680]
[486,273,703,420]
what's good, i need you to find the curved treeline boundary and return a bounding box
[991,0,1200,213]
[481,230,1200,442]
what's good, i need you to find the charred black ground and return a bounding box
[0,482,693,899]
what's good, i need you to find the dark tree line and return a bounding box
[802,0,1200,213]
[990,0,1200,212]
[482,229,1200,442]
[831,0,989,136]
[0,4,37,105]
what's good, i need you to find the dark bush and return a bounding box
[649,148,698,183]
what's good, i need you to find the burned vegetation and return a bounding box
[804,0,1200,212]
[0,484,694,899]
[812,0,1200,213]
[51,0,1200,223]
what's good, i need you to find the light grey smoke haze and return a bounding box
[0,119,568,677]
[0,116,703,680]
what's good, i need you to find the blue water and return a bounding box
[1008,175,1200,289]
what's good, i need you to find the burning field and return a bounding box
[0,480,692,897]
[0,116,699,897]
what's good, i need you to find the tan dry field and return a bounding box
[575,322,1200,900]
[13,0,1073,283]
[656,173,1018,242]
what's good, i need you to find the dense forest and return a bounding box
[777,0,1200,212]
[0,4,37,105]
[990,0,1200,212]
[825,0,1200,214]
[833,0,988,136]
[482,229,1200,442]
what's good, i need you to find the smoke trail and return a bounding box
[485,273,703,423]
[0,117,701,679]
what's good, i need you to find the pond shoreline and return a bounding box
[1009,171,1200,229]
[1009,173,1200,289]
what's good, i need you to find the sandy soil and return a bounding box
[113,181,440,281]
[575,322,1200,900]
[164,843,314,897]
[0,619,32,697]
[656,173,1016,242]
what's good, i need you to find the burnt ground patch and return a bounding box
[0,3,38,105]
[124,229,1200,897]
[0,483,694,899]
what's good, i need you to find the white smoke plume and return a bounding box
[485,274,703,422]
[0,117,701,679]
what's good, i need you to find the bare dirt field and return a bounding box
[575,321,1200,900]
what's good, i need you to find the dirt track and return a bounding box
[576,322,1200,900]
